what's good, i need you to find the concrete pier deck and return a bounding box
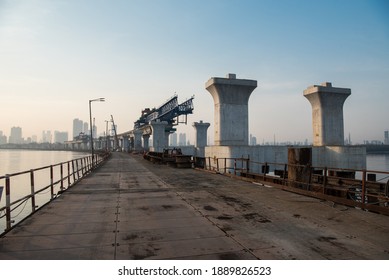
[0,153,388,260]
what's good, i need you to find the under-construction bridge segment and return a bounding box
[134,95,194,131]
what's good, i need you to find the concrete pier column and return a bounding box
[129,137,134,151]
[205,73,257,146]
[143,134,150,151]
[150,121,168,152]
[133,130,143,152]
[122,136,129,152]
[106,136,111,151]
[193,120,210,157]
[164,131,171,148]
[304,82,351,146]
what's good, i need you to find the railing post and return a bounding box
[361,169,367,207]
[60,163,64,192]
[76,160,80,180]
[30,170,36,213]
[234,159,237,176]
[67,161,71,187]
[5,175,11,230]
[283,163,287,185]
[264,162,268,181]
[85,157,88,173]
[216,158,219,172]
[50,165,54,200]
[308,164,312,191]
[323,167,328,194]
[247,156,250,173]
[81,158,85,176]
[224,158,227,174]
[72,160,76,183]
[87,156,91,171]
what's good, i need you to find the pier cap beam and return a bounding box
[142,134,150,151]
[304,82,351,146]
[205,73,257,146]
[133,130,143,152]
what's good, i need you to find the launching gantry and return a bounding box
[111,95,194,153]
[134,95,194,134]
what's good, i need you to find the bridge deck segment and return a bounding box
[0,153,388,260]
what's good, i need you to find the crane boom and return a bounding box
[111,115,121,151]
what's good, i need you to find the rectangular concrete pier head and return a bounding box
[304,82,351,146]
[205,73,257,146]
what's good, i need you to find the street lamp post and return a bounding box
[104,120,109,151]
[89,98,105,168]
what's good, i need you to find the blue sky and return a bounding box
[0,0,388,144]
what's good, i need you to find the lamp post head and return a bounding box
[90,97,106,103]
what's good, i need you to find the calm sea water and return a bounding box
[0,149,89,232]
[0,149,89,175]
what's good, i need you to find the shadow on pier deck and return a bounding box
[0,153,388,260]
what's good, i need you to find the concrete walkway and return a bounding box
[0,153,388,260]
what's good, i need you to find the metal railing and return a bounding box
[0,152,110,233]
[196,156,389,215]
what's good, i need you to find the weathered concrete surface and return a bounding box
[304,82,351,146]
[205,73,257,146]
[0,153,388,260]
[192,121,210,157]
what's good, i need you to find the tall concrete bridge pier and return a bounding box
[304,82,351,146]
[192,121,210,157]
[205,73,257,146]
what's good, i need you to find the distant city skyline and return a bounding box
[1,125,388,147]
[0,127,69,144]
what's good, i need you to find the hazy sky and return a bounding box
[1,0,388,144]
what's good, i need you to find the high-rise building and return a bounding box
[178,133,186,146]
[170,133,178,146]
[250,134,257,146]
[41,130,52,143]
[84,122,89,135]
[54,131,69,143]
[385,130,389,145]
[0,131,7,145]
[9,127,22,144]
[73,118,83,139]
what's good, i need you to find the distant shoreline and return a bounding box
[1,144,389,154]
[364,144,389,154]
